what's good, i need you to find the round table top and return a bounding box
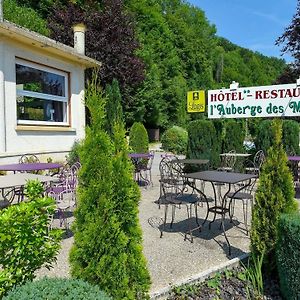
[129,153,153,158]
[0,162,62,172]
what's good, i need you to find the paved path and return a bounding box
[36,151,251,295]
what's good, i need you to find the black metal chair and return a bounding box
[245,150,265,176]
[159,157,201,242]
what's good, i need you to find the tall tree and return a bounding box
[48,0,145,88]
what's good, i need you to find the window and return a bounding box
[16,59,69,126]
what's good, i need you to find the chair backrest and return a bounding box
[221,149,236,169]
[19,154,40,164]
[254,150,265,169]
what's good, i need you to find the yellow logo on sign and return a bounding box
[187,90,205,112]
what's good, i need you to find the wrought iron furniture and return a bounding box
[0,162,63,173]
[159,157,202,241]
[184,170,257,255]
[245,150,265,175]
[47,163,80,229]
[0,173,58,207]
[129,153,154,186]
[19,154,40,164]
[218,149,237,172]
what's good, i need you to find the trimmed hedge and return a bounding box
[3,278,112,300]
[282,120,300,154]
[222,120,245,153]
[129,122,149,153]
[255,119,300,154]
[276,213,300,300]
[186,119,221,168]
[161,126,188,154]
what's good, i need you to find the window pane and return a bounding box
[16,64,66,97]
[17,96,66,122]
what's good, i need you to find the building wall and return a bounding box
[0,38,86,162]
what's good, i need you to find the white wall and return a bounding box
[0,38,86,162]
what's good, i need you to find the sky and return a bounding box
[188,0,298,62]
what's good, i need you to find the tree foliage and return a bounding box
[3,0,50,36]
[250,119,298,270]
[70,74,150,299]
[129,122,149,153]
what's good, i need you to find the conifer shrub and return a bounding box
[222,120,245,153]
[129,122,149,153]
[66,140,82,165]
[105,78,123,137]
[70,74,150,300]
[186,119,221,169]
[3,278,112,300]
[276,213,300,300]
[250,119,298,270]
[282,120,300,154]
[161,126,188,154]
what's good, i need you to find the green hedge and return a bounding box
[222,120,245,153]
[161,126,188,154]
[3,278,112,300]
[255,119,300,154]
[283,120,300,154]
[129,122,149,153]
[276,213,300,300]
[186,119,221,168]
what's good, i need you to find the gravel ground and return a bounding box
[36,151,252,296]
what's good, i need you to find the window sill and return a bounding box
[15,125,76,132]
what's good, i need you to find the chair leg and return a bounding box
[161,204,169,238]
[170,205,176,228]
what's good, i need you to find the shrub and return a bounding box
[222,120,245,153]
[129,122,149,153]
[0,181,62,297]
[254,120,274,154]
[186,119,221,168]
[161,126,188,154]
[3,278,112,300]
[276,213,300,300]
[66,140,82,165]
[250,119,298,271]
[70,74,150,299]
[282,120,300,154]
[105,78,123,137]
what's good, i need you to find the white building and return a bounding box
[0,20,100,163]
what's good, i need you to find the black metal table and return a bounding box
[184,170,257,255]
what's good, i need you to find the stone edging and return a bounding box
[149,252,250,300]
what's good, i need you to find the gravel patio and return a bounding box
[36,151,252,298]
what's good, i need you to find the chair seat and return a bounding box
[175,193,199,204]
[228,192,253,200]
[0,200,10,209]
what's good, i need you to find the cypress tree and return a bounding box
[250,119,298,270]
[70,73,150,299]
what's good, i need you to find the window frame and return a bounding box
[15,58,70,126]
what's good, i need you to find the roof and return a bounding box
[0,20,101,68]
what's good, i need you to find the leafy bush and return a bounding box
[3,0,50,36]
[70,74,150,299]
[276,213,300,300]
[282,120,300,154]
[3,278,112,300]
[129,122,149,153]
[0,181,62,297]
[250,120,298,270]
[186,119,221,168]
[161,126,188,154]
[66,140,82,165]
[222,120,245,153]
